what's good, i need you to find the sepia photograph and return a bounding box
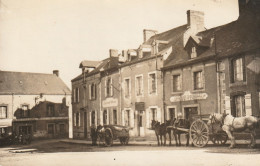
[0,0,260,165]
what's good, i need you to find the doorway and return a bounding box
[47,124,55,137]
[137,110,143,136]
[184,107,198,122]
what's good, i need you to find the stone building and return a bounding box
[0,70,72,138]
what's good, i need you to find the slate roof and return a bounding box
[79,60,101,68]
[0,71,71,95]
[72,57,119,82]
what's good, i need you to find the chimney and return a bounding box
[109,49,118,57]
[143,29,158,43]
[53,70,59,77]
[187,10,205,33]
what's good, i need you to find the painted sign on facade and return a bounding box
[102,98,118,108]
[170,91,208,102]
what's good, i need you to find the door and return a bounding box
[184,107,198,122]
[84,112,87,138]
[137,110,143,136]
[48,124,55,137]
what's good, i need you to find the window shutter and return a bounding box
[74,113,76,126]
[105,79,107,97]
[171,75,174,92]
[110,78,113,97]
[130,109,134,128]
[89,112,92,126]
[146,109,150,128]
[79,112,81,127]
[89,85,91,100]
[157,108,161,122]
[77,88,80,103]
[245,94,252,116]
[100,110,103,125]
[225,96,231,115]
[73,89,76,103]
[122,110,125,126]
[95,110,97,125]
[107,109,110,125]
[242,57,246,81]
[94,84,96,100]
[230,60,234,83]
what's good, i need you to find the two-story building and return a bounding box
[0,70,72,138]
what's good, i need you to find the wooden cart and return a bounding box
[167,114,228,148]
[97,125,130,147]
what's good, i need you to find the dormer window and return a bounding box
[191,47,197,59]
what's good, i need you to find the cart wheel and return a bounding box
[211,132,228,145]
[189,119,209,148]
[104,128,113,147]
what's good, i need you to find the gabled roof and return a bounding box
[79,60,101,68]
[72,57,119,82]
[0,71,71,95]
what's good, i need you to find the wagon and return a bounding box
[167,114,228,148]
[97,125,130,147]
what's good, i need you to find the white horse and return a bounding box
[208,113,259,148]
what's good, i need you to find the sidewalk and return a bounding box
[60,137,260,146]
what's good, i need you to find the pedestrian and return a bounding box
[91,125,97,146]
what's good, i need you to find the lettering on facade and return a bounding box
[102,98,118,107]
[135,102,145,111]
[170,91,208,102]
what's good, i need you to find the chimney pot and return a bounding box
[143,29,158,43]
[187,10,205,32]
[53,70,59,77]
[109,49,118,57]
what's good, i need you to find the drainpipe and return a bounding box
[119,68,122,125]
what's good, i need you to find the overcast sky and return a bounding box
[0,0,239,87]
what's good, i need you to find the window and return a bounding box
[59,124,65,133]
[48,124,54,134]
[124,78,130,98]
[21,104,29,117]
[149,73,157,94]
[168,108,175,120]
[89,83,96,100]
[47,104,55,116]
[105,78,113,97]
[91,111,95,126]
[103,110,108,125]
[191,47,197,58]
[136,75,143,96]
[73,87,80,103]
[151,108,157,121]
[232,57,245,82]
[194,71,203,90]
[0,106,7,119]
[76,112,80,126]
[172,74,181,92]
[232,95,245,117]
[124,110,130,126]
[113,109,117,124]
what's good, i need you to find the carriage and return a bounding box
[167,114,228,148]
[97,125,130,147]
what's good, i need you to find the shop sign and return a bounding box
[170,91,208,102]
[102,98,118,107]
[135,102,145,111]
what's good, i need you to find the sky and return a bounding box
[0,0,239,87]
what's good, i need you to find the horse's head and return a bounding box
[96,125,105,133]
[208,113,228,126]
[165,118,175,126]
[151,120,160,130]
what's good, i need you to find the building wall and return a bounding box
[0,94,72,138]
[72,73,101,139]
[222,52,260,116]
[120,57,164,137]
[164,60,218,120]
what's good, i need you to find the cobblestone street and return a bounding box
[0,139,260,166]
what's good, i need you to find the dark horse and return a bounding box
[151,119,175,146]
[172,119,190,146]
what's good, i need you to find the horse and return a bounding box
[151,120,168,146]
[172,118,190,146]
[208,113,259,148]
[165,119,176,146]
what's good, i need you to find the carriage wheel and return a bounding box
[104,129,113,147]
[211,132,228,145]
[189,119,209,148]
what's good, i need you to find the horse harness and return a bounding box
[211,114,236,129]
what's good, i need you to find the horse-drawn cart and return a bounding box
[97,125,130,147]
[167,114,228,147]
